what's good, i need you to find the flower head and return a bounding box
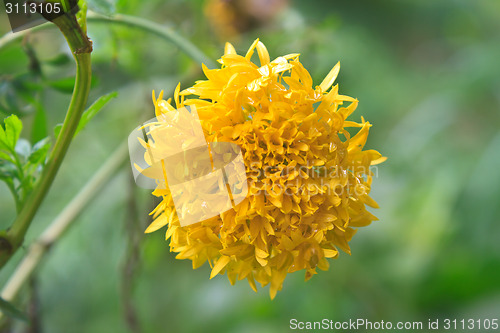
[145,39,385,299]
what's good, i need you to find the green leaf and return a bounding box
[28,138,51,165]
[0,150,12,162]
[47,77,77,94]
[87,0,116,16]
[0,82,21,116]
[43,54,72,67]
[77,0,89,34]
[47,75,98,94]
[14,73,44,93]
[0,76,42,117]
[31,105,48,143]
[0,123,7,150]
[0,297,28,322]
[75,92,118,135]
[3,115,23,149]
[53,92,117,139]
[0,122,14,161]
[53,123,63,139]
[0,160,17,180]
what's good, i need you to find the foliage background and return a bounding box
[1,0,499,332]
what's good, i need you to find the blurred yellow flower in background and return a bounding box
[146,39,386,299]
[205,0,289,41]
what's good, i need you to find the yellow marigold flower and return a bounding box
[145,39,386,299]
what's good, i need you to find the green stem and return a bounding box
[0,14,215,68]
[87,13,216,68]
[0,12,92,269]
[6,146,26,186]
[0,143,128,318]
[0,11,214,269]
[9,55,90,236]
[4,179,21,213]
[0,23,51,50]
[0,72,198,308]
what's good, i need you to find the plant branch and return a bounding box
[0,143,129,314]
[0,8,215,270]
[0,24,51,50]
[121,173,143,333]
[4,179,21,213]
[86,13,216,68]
[0,12,93,269]
[0,13,215,68]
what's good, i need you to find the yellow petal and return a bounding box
[256,41,270,66]
[247,275,258,292]
[319,61,340,92]
[360,194,379,208]
[152,90,157,106]
[145,213,168,233]
[256,256,268,267]
[153,90,165,116]
[343,121,363,128]
[371,156,387,165]
[255,246,269,258]
[339,99,359,120]
[323,249,339,258]
[245,38,260,60]
[224,42,236,55]
[269,269,286,300]
[165,222,177,240]
[174,83,181,108]
[283,53,300,60]
[210,256,231,279]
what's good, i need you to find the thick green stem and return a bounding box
[0,13,92,269]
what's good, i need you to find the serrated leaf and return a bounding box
[4,115,23,149]
[76,92,118,135]
[0,297,28,322]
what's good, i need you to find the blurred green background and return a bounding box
[1,0,500,332]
